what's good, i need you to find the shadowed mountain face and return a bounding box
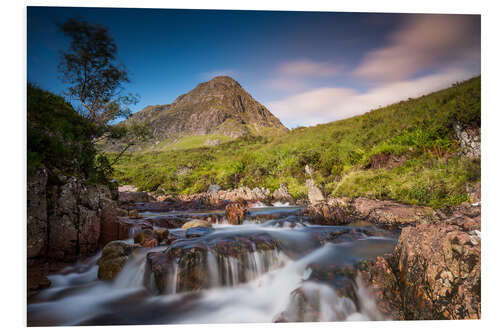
[107,76,288,151]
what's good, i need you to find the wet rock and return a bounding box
[305,179,324,205]
[182,219,212,229]
[145,232,281,294]
[225,202,248,225]
[134,229,158,248]
[99,198,132,246]
[97,241,141,280]
[128,210,140,219]
[186,226,214,238]
[306,201,351,225]
[153,228,170,244]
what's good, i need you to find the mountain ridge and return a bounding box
[106,76,288,152]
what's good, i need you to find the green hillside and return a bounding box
[110,77,480,208]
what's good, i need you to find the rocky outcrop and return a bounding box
[358,204,481,320]
[27,167,127,296]
[97,241,141,280]
[305,197,437,227]
[306,179,325,205]
[453,123,480,158]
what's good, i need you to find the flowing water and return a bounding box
[27,205,398,326]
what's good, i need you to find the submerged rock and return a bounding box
[186,226,213,238]
[145,232,282,294]
[97,241,141,280]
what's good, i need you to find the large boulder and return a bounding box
[306,200,352,225]
[453,123,480,159]
[97,241,141,280]
[358,210,481,320]
[181,219,212,230]
[133,229,159,248]
[118,191,153,204]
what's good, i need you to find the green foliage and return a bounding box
[27,84,112,183]
[111,77,481,208]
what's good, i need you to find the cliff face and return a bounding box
[106,76,288,151]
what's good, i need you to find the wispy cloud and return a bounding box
[267,68,477,128]
[278,59,341,77]
[354,14,480,82]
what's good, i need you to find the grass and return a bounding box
[110,77,481,208]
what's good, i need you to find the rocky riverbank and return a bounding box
[111,182,481,320]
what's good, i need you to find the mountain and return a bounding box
[106,76,288,151]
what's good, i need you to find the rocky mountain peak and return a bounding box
[105,76,289,152]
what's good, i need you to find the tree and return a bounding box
[57,17,149,172]
[58,17,136,126]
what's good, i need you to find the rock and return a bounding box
[305,179,324,205]
[97,241,141,280]
[145,232,281,294]
[154,228,170,244]
[118,191,153,204]
[27,168,48,259]
[181,219,212,230]
[99,198,134,246]
[128,210,140,219]
[453,123,480,158]
[393,220,481,319]
[306,201,351,225]
[272,184,294,204]
[78,205,101,256]
[118,184,138,192]
[109,179,119,201]
[225,202,248,225]
[134,229,159,248]
[351,197,437,227]
[186,226,214,238]
[208,184,221,193]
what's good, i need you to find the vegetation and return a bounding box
[27,84,109,181]
[111,77,480,208]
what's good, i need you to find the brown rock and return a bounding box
[181,219,212,229]
[134,229,159,248]
[97,241,141,280]
[225,202,247,225]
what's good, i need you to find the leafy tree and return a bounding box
[57,17,149,173]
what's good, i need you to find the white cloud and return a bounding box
[267,68,477,128]
[354,14,480,81]
[278,59,341,77]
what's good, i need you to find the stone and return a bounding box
[78,205,101,256]
[208,184,221,193]
[225,202,248,225]
[272,183,294,204]
[133,229,159,248]
[306,201,351,225]
[27,168,48,259]
[305,179,324,205]
[181,219,212,230]
[453,123,480,158]
[97,241,141,280]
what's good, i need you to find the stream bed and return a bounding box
[27,205,399,326]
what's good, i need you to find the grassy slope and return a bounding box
[111,77,480,208]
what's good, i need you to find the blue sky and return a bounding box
[27,7,480,128]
